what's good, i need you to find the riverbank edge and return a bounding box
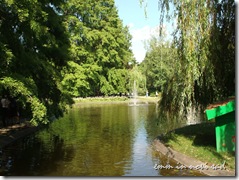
[73,96,160,103]
[0,100,235,177]
[153,139,236,176]
[0,122,39,149]
[1,123,235,176]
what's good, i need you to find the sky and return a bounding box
[114,0,170,63]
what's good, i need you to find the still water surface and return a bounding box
[0,102,203,176]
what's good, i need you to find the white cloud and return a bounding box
[129,24,174,63]
[126,23,135,29]
[129,25,160,63]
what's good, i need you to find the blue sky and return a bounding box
[114,0,167,63]
[115,0,160,29]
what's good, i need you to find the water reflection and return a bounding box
[0,102,203,176]
[124,104,160,176]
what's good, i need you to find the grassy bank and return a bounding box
[158,122,235,171]
[73,96,160,103]
[74,96,129,102]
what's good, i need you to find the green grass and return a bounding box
[159,122,235,171]
[74,96,129,102]
[73,96,160,103]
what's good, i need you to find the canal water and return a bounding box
[0,101,204,176]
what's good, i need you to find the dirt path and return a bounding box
[0,122,39,149]
[153,139,235,176]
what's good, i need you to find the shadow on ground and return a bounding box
[157,122,216,147]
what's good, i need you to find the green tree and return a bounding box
[140,36,177,94]
[157,0,235,114]
[61,61,102,97]
[0,0,137,126]
[0,0,71,125]
[128,65,146,96]
[61,0,135,97]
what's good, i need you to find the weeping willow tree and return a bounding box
[155,0,235,116]
[128,65,146,96]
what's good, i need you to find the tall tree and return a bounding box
[157,0,235,114]
[140,36,177,94]
[61,0,135,97]
[128,65,146,96]
[0,0,71,125]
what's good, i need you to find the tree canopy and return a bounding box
[1,0,235,125]
[140,36,177,95]
[61,0,135,97]
[141,0,235,115]
[0,0,71,125]
[0,0,135,125]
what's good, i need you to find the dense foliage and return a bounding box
[1,0,235,125]
[0,0,71,125]
[140,36,177,95]
[61,0,135,97]
[0,0,135,125]
[141,0,235,115]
